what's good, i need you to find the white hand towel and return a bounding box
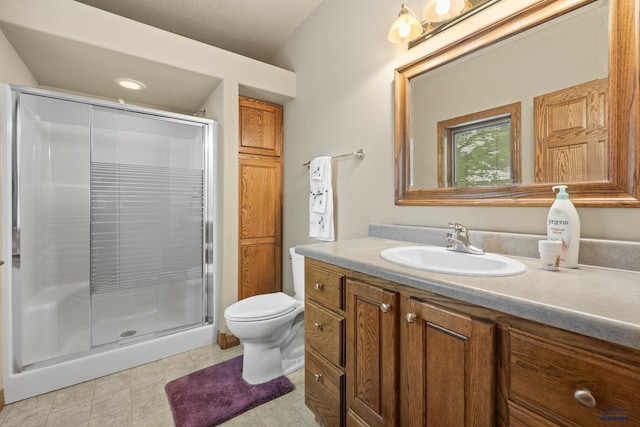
[309,156,334,241]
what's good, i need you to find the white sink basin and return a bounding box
[380,246,527,277]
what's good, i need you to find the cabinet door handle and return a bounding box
[314,373,323,382]
[405,313,418,323]
[313,322,323,331]
[380,303,391,313]
[574,389,596,408]
[314,282,324,291]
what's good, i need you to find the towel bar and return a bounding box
[303,149,365,167]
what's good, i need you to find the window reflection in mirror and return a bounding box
[437,102,521,188]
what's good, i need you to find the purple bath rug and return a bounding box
[165,355,294,427]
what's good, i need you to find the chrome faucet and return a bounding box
[446,222,485,255]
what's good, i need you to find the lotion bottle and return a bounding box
[547,185,580,268]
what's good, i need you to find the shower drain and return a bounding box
[120,330,137,338]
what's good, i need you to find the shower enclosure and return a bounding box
[1,85,218,403]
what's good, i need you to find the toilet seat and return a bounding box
[225,292,299,322]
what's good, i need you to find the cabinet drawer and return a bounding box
[305,300,345,367]
[509,329,640,426]
[509,403,559,427]
[306,348,344,427]
[306,265,344,310]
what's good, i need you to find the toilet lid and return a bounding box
[225,292,299,322]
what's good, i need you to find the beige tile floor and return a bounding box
[0,344,320,427]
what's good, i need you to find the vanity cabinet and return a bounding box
[305,259,495,426]
[304,258,640,426]
[508,328,640,426]
[404,297,495,426]
[345,278,399,426]
[304,259,346,427]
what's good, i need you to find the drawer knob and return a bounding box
[406,313,418,323]
[314,282,324,291]
[313,322,323,331]
[314,373,323,382]
[380,303,391,313]
[574,389,596,408]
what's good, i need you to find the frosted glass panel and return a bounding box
[17,94,92,366]
[90,109,205,345]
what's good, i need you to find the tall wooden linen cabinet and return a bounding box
[238,96,283,300]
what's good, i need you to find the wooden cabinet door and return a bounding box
[534,78,608,183]
[405,297,495,427]
[238,97,282,300]
[345,278,399,427]
[239,96,282,157]
[238,155,282,299]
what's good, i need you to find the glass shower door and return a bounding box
[90,108,207,346]
[15,93,92,368]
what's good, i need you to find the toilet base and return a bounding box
[240,314,305,384]
[242,344,284,385]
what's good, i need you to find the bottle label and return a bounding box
[548,210,572,255]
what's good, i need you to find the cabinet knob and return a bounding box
[405,313,418,323]
[380,303,391,313]
[313,322,323,331]
[574,389,596,408]
[314,373,323,382]
[314,282,324,291]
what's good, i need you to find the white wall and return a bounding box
[0,30,37,87]
[272,0,640,293]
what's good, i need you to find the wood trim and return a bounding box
[216,331,240,350]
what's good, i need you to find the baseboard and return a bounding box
[216,332,240,350]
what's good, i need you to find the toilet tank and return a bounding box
[289,247,305,300]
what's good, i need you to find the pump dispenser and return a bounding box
[547,185,580,268]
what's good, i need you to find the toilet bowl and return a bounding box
[224,247,305,384]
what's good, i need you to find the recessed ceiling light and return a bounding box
[116,78,146,90]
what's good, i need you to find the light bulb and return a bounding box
[115,78,146,90]
[435,0,452,16]
[398,20,412,38]
[424,0,465,23]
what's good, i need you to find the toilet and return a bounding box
[224,247,305,384]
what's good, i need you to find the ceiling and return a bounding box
[1,0,321,114]
[73,0,323,62]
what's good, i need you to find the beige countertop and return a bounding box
[296,237,640,350]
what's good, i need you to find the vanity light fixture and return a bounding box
[388,4,423,43]
[423,0,468,23]
[116,78,147,90]
[389,0,498,46]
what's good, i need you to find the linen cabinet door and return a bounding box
[345,278,399,427]
[238,96,282,300]
[405,297,495,427]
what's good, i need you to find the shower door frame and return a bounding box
[1,84,220,402]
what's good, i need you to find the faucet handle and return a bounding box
[448,222,468,235]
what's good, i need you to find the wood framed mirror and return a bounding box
[394,0,639,207]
